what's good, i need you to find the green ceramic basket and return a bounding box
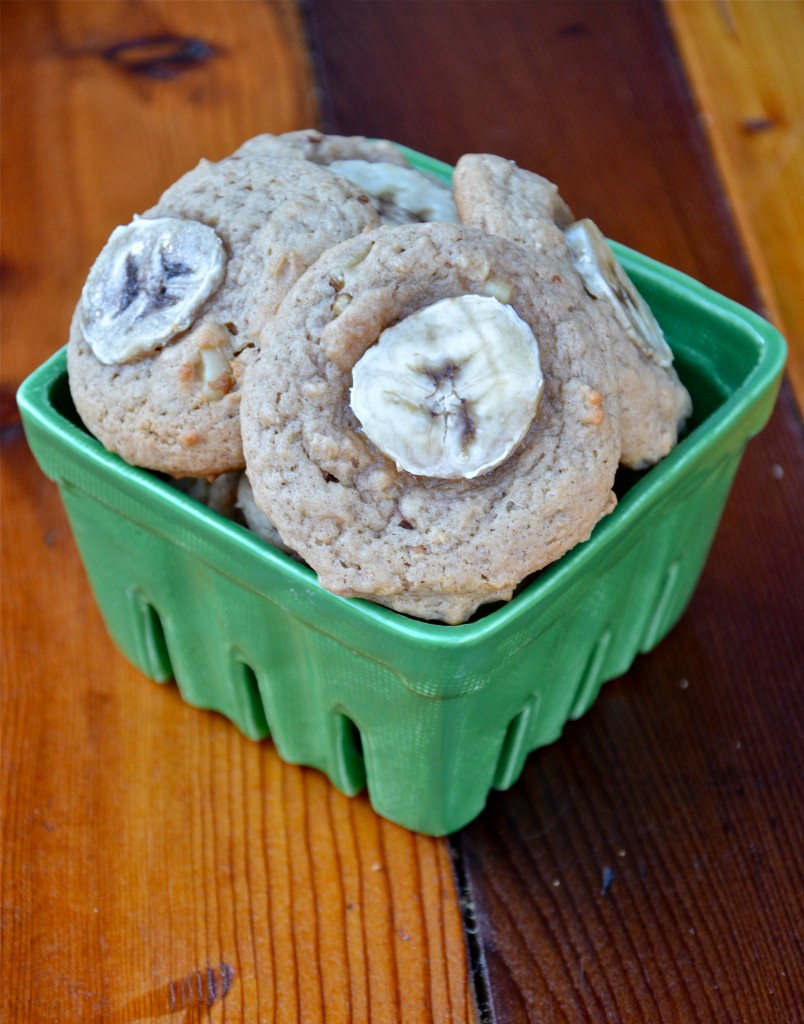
[18,151,786,834]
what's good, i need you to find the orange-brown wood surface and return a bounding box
[3,2,803,1023]
[1,3,474,1022]
[667,0,804,410]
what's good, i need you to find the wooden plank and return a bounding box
[457,387,804,1022]
[305,1,803,1020]
[666,0,804,410]
[305,0,759,304]
[0,3,475,1021]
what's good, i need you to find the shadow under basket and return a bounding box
[18,156,786,833]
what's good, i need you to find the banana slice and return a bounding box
[564,218,673,368]
[80,216,227,364]
[329,160,458,225]
[350,294,543,479]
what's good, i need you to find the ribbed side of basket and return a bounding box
[57,444,742,834]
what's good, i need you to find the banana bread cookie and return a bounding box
[241,222,622,624]
[68,155,379,477]
[234,129,457,225]
[454,153,691,469]
[231,128,409,167]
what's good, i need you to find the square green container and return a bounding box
[17,152,786,834]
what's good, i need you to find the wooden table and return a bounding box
[2,3,802,1021]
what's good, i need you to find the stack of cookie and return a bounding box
[68,131,691,624]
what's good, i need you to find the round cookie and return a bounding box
[231,128,408,167]
[454,153,692,469]
[454,152,574,256]
[68,156,380,478]
[241,222,622,624]
[233,130,456,225]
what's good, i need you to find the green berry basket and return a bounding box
[17,151,786,835]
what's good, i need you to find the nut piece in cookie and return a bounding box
[68,155,380,478]
[454,152,692,469]
[241,222,621,625]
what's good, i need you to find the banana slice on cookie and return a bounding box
[80,217,227,365]
[564,219,674,368]
[329,160,458,224]
[350,295,542,478]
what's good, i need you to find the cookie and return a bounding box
[236,473,298,556]
[170,469,298,558]
[453,152,574,256]
[233,129,457,225]
[454,153,692,469]
[171,470,242,520]
[328,160,458,225]
[231,128,409,167]
[68,155,380,478]
[563,217,692,468]
[241,222,622,624]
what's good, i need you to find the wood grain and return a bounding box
[456,387,804,1022]
[0,3,474,1021]
[1,0,318,385]
[306,1,804,1020]
[4,1,802,1021]
[305,0,759,305]
[666,0,804,411]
